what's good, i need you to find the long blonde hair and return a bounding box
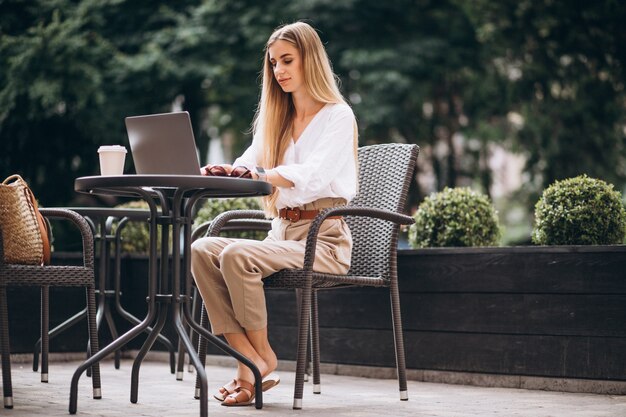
[253,21,358,216]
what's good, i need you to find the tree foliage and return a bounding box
[1,0,625,230]
[461,0,626,190]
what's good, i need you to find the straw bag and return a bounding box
[0,175,51,265]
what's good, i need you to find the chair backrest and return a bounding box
[346,143,419,279]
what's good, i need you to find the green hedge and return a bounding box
[409,187,501,248]
[112,200,160,254]
[194,197,266,241]
[532,175,626,245]
[112,198,266,253]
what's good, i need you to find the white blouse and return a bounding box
[233,103,357,209]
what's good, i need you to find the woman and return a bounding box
[191,21,358,407]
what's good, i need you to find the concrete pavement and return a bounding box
[2,356,625,417]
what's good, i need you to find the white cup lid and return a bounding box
[98,145,127,153]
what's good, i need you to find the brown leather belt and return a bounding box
[278,207,342,222]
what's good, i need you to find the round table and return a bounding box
[69,175,272,417]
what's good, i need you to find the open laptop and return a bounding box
[125,111,202,175]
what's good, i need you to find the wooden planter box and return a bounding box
[9,246,626,387]
[393,245,626,382]
[259,245,626,384]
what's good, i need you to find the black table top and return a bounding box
[75,175,272,199]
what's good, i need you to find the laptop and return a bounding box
[125,111,202,175]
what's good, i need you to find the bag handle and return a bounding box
[2,174,24,185]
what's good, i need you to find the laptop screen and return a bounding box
[125,111,202,175]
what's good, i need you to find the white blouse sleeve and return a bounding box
[273,105,356,204]
[232,132,261,169]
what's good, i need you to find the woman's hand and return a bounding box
[201,164,233,176]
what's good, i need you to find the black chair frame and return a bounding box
[0,208,101,409]
[193,143,419,408]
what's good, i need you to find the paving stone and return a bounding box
[2,358,625,416]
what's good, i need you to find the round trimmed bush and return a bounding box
[531,175,626,245]
[194,197,265,240]
[409,187,501,248]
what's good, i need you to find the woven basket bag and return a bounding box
[0,175,50,265]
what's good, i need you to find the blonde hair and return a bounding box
[253,21,358,216]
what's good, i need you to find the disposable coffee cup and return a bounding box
[98,145,127,175]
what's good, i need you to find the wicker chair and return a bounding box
[192,143,419,408]
[0,208,101,409]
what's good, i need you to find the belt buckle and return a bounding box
[286,207,301,222]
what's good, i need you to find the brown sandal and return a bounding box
[261,373,280,392]
[221,380,255,407]
[214,379,237,402]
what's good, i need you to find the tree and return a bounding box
[247,0,495,207]
[462,0,626,191]
[0,0,209,205]
[1,1,115,205]
[2,0,625,230]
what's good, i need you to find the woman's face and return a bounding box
[268,40,303,94]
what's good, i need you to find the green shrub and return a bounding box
[194,197,266,240]
[111,197,266,253]
[409,187,501,248]
[112,200,161,254]
[531,175,626,245]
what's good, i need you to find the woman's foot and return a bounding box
[219,330,279,404]
[214,379,237,402]
[221,380,255,407]
[220,376,281,407]
[221,350,279,405]
[236,348,277,384]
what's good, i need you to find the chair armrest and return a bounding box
[192,210,270,241]
[301,206,414,271]
[191,222,212,242]
[39,208,95,270]
[321,206,414,226]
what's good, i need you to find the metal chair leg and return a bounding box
[188,286,201,373]
[86,291,106,378]
[295,289,312,382]
[311,290,321,394]
[33,307,87,372]
[304,334,311,383]
[390,277,408,400]
[292,285,312,409]
[86,287,102,399]
[176,313,187,380]
[41,286,49,383]
[0,286,14,409]
[194,304,209,399]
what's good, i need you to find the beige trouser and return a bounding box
[190,198,351,335]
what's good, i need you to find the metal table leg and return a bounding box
[113,217,176,373]
[69,198,161,415]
